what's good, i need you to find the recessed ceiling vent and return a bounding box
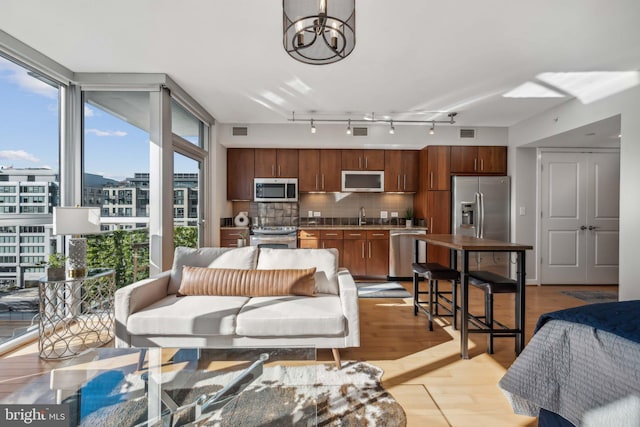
[459,128,476,139]
[353,127,368,136]
[232,126,248,136]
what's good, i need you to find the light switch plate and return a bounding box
[391,211,399,218]
[313,211,321,217]
[380,211,388,219]
[308,210,313,217]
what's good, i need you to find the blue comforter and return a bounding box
[535,300,640,344]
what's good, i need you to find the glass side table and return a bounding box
[38,268,116,360]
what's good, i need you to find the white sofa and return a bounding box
[114,246,360,365]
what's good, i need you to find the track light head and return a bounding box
[389,120,395,135]
[429,121,435,135]
[310,119,316,134]
[346,119,352,135]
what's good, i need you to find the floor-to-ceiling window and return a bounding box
[0,53,61,344]
[83,91,152,286]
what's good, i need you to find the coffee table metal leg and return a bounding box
[461,250,470,359]
[516,250,526,355]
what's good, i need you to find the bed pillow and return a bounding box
[176,266,316,297]
[168,246,258,294]
[256,248,339,295]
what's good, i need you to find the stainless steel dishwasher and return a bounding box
[388,229,427,280]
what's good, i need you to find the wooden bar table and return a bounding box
[413,234,533,359]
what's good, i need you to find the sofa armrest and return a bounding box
[114,271,171,348]
[337,268,360,347]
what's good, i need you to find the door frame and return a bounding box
[536,147,620,284]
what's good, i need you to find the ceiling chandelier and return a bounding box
[283,0,356,65]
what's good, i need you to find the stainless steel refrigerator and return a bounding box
[452,176,510,276]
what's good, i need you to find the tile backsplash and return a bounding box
[248,202,299,226]
[299,193,413,224]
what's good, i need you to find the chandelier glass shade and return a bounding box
[283,0,356,65]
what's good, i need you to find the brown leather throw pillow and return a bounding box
[176,266,317,297]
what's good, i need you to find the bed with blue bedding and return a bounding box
[499,301,640,426]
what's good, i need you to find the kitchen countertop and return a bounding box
[298,225,428,231]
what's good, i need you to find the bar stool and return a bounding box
[412,262,460,331]
[468,271,517,354]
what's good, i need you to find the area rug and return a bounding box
[356,282,412,298]
[561,290,618,304]
[76,361,407,426]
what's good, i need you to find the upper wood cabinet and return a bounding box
[254,148,299,178]
[426,146,451,191]
[450,146,507,175]
[384,150,419,192]
[341,149,385,170]
[298,149,341,192]
[227,148,255,201]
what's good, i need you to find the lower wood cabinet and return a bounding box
[343,230,389,278]
[220,228,249,248]
[298,229,344,266]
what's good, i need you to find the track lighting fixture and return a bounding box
[292,112,457,133]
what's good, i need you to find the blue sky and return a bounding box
[0,55,198,182]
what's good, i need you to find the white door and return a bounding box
[540,151,619,284]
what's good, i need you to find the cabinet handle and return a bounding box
[322,242,325,248]
[321,174,325,190]
[362,242,365,259]
[397,175,401,190]
[480,159,484,171]
[365,157,368,168]
[278,165,281,176]
[368,241,372,258]
[272,165,275,176]
[359,157,362,169]
[430,217,433,231]
[326,233,337,236]
[474,158,477,171]
[403,174,407,190]
[315,175,319,190]
[371,233,385,236]
[430,172,434,189]
[349,233,362,237]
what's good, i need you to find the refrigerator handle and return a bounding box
[474,192,481,238]
[479,192,485,238]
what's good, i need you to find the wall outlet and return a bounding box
[313,211,321,217]
[519,206,526,216]
[391,211,399,218]
[308,210,313,218]
[380,211,388,219]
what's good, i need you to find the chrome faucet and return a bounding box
[358,206,366,226]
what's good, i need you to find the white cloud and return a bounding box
[85,128,128,137]
[0,56,57,99]
[84,106,95,117]
[0,150,40,163]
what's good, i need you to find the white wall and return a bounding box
[219,123,508,149]
[509,86,640,299]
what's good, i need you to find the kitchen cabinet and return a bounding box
[220,228,249,248]
[426,191,451,266]
[341,149,385,171]
[298,229,344,266]
[227,148,255,201]
[342,230,389,278]
[298,149,342,192]
[254,148,299,178]
[426,146,451,190]
[450,146,507,175]
[384,150,419,192]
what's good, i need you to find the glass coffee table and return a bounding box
[4,347,318,426]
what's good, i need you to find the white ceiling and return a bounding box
[0,0,638,129]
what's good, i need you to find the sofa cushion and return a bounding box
[168,246,258,294]
[177,267,316,297]
[236,295,345,337]
[256,248,339,295]
[127,294,249,336]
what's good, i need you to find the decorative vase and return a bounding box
[237,238,245,247]
[46,267,66,281]
[406,219,413,228]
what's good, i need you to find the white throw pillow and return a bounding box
[168,246,258,294]
[256,248,339,295]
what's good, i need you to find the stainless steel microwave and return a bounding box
[341,171,385,192]
[254,178,298,202]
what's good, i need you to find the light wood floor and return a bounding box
[0,283,617,426]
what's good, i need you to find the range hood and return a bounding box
[341,171,385,192]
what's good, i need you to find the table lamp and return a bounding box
[53,207,101,278]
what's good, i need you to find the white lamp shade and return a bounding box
[53,207,101,235]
